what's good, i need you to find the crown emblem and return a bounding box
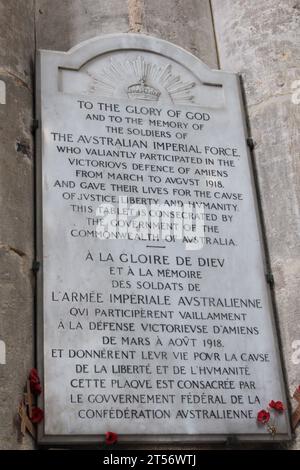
[127,78,161,101]
[94,56,196,104]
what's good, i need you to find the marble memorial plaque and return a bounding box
[36,34,291,444]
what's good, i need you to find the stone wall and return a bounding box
[0,0,35,450]
[35,0,218,69]
[212,0,300,449]
[0,0,298,449]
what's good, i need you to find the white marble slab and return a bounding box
[36,34,290,443]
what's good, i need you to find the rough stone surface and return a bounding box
[0,0,35,449]
[36,0,218,69]
[0,1,34,87]
[36,0,130,50]
[0,0,219,451]
[212,0,300,449]
[1,0,298,450]
[142,0,218,69]
[0,77,34,256]
[128,0,143,33]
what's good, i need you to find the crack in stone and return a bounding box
[247,91,295,110]
[0,68,32,93]
[0,244,27,259]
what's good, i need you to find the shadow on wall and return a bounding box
[35,0,129,51]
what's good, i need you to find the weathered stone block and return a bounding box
[143,0,218,68]
[0,76,34,257]
[36,0,129,51]
[0,0,35,87]
[0,247,33,450]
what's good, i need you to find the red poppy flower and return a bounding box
[31,381,42,395]
[31,407,44,424]
[297,385,300,393]
[269,400,284,412]
[29,368,42,395]
[105,432,118,445]
[257,409,270,424]
[29,368,39,380]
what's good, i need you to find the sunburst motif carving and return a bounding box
[88,56,196,104]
